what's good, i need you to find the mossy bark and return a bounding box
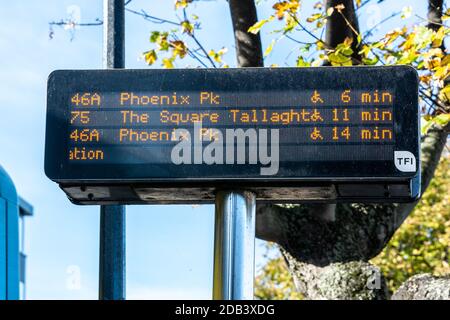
[392,274,450,300]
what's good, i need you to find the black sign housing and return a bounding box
[45,66,420,204]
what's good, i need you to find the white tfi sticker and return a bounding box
[394,151,416,172]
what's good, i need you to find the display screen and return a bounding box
[45,66,419,183]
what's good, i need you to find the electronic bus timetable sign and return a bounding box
[45,66,420,204]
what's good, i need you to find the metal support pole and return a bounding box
[99,205,125,300]
[99,0,125,300]
[213,191,256,300]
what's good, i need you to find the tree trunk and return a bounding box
[227,0,449,299]
[392,274,450,300]
[283,251,389,300]
[228,0,263,68]
[427,0,444,31]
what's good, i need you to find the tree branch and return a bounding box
[325,0,362,62]
[125,8,180,26]
[427,0,444,31]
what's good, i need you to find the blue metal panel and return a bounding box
[6,200,19,299]
[0,199,6,300]
[18,197,33,217]
[19,253,26,283]
[0,166,19,300]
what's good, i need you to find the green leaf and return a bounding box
[150,31,160,43]
[357,33,362,45]
[328,52,352,66]
[434,113,450,126]
[335,40,354,57]
[422,114,450,134]
[362,56,379,65]
[296,56,310,67]
[299,43,311,53]
[181,21,194,34]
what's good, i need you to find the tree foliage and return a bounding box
[50,1,450,125]
[371,155,450,293]
[255,155,450,298]
[142,1,228,68]
[137,0,450,127]
[246,1,449,122]
[255,244,303,300]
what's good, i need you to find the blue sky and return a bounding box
[0,0,428,299]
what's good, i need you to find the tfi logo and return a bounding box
[394,151,416,172]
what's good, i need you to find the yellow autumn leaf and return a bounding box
[174,0,192,9]
[264,39,276,57]
[306,13,322,23]
[432,27,446,48]
[439,84,450,103]
[170,40,188,58]
[162,58,174,69]
[272,0,300,20]
[441,54,450,67]
[181,20,194,35]
[248,17,273,34]
[143,50,157,65]
[208,47,228,63]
